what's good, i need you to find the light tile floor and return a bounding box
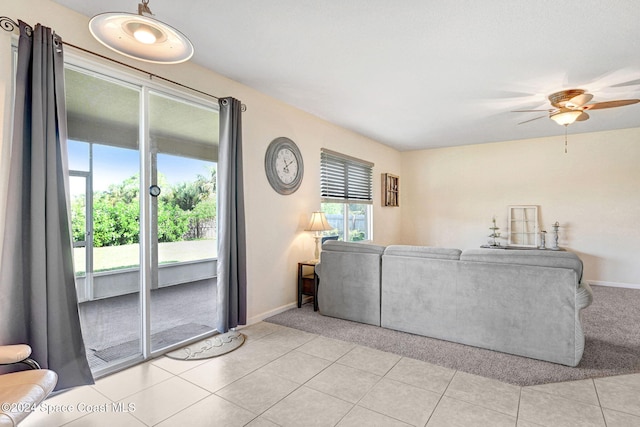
[21,322,640,427]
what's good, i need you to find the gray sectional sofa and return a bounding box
[316,241,593,366]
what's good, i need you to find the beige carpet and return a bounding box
[266,285,640,386]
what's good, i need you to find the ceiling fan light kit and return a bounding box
[89,0,194,64]
[550,109,582,126]
[511,88,640,153]
[514,88,640,127]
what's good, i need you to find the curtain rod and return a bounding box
[1,16,246,111]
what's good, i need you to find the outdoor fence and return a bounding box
[325,213,366,235]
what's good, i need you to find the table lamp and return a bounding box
[305,211,333,261]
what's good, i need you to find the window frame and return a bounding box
[320,149,374,242]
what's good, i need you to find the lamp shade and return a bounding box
[305,212,333,232]
[89,2,194,64]
[550,109,582,126]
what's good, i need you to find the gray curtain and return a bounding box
[216,97,247,332]
[0,21,93,390]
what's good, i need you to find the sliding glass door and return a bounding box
[65,61,219,375]
[67,67,143,372]
[147,91,218,353]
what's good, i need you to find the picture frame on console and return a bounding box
[507,205,539,248]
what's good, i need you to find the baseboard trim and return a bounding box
[588,280,640,290]
[246,298,310,326]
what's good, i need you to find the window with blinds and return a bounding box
[320,149,374,204]
[320,149,374,242]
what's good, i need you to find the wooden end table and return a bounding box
[298,260,319,311]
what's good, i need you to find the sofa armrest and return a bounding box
[316,246,383,326]
[576,281,594,310]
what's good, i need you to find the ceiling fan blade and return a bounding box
[583,99,640,110]
[566,93,593,109]
[576,112,590,122]
[518,114,547,125]
[610,78,640,88]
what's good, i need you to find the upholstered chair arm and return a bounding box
[0,346,57,426]
[0,345,40,369]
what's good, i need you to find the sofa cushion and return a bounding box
[322,240,386,255]
[384,245,461,260]
[460,248,583,281]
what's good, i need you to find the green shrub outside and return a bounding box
[71,170,216,247]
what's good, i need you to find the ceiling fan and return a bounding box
[513,89,640,126]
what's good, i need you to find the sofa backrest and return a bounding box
[322,240,386,255]
[460,248,583,281]
[384,245,461,260]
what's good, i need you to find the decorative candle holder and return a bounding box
[551,221,560,250]
[539,231,546,249]
[488,216,501,247]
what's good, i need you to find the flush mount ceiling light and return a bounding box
[89,0,194,64]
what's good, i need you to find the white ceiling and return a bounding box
[54,0,640,151]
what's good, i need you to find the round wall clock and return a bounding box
[264,137,304,195]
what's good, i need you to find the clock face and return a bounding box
[265,137,304,194]
[275,148,298,184]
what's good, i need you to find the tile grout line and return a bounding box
[592,379,608,427]
[330,353,405,426]
[423,366,459,426]
[260,335,347,424]
[228,327,339,425]
[276,337,410,426]
[161,326,296,424]
[150,392,212,427]
[93,366,191,409]
[515,385,523,426]
[437,371,526,423]
[520,385,612,427]
[260,341,359,426]
[139,366,218,426]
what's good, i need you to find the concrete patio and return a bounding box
[79,276,217,371]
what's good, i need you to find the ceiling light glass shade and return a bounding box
[89,12,194,64]
[550,109,582,126]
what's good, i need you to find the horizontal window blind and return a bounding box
[321,149,374,204]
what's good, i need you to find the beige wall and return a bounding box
[400,127,640,287]
[0,0,403,323]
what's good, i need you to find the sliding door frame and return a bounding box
[65,51,220,378]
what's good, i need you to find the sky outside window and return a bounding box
[68,139,214,194]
